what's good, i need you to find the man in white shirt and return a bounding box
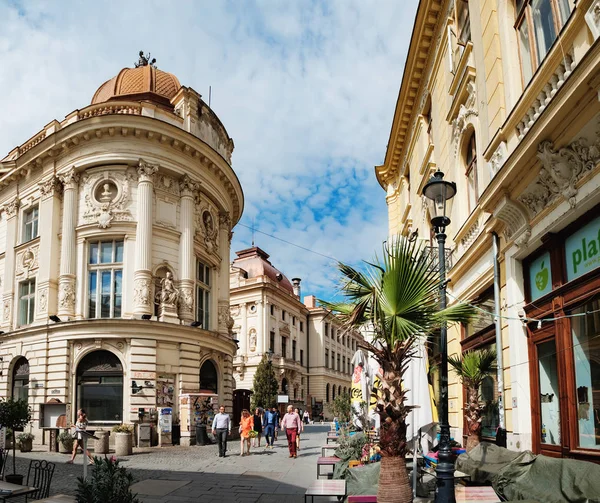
[211,405,231,457]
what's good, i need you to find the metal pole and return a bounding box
[82,436,88,480]
[492,232,505,430]
[434,230,455,503]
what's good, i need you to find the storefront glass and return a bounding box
[571,299,600,449]
[538,340,561,445]
[480,342,499,438]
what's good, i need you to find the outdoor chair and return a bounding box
[25,460,55,500]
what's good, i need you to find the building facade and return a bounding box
[0,55,243,442]
[230,247,363,419]
[377,0,600,464]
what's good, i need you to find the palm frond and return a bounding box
[448,348,497,387]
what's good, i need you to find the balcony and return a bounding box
[423,245,453,272]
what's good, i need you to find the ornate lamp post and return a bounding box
[423,170,457,503]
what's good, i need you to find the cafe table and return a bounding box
[0,481,38,501]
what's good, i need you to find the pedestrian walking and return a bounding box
[252,408,263,447]
[239,409,254,456]
[273,406,281,441]
[303,410,310,424]
[294,408,302,451]
[263,407,277,448]
[211,405,232,457]
[66,409,94,464]
[281,405,302,458]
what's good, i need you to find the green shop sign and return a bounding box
[529,251,552,301]
[565,215,600,282]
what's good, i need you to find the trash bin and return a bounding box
[195,424,209,445]
[172,424,181,445]
[94,431,110,454]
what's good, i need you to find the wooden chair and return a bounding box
[26,460,56,500]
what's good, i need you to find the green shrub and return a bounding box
[112,424,134,433]
[76,456,139,503]
[58,431,74,450]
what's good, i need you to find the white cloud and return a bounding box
[0,0,418,301]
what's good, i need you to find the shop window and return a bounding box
[570,299,600,449]
[88,239,123,319]
[22,205,39,243]
[515,0,572,84]
[200,360,218,393]
[463,289,495,339]
[77,350,123,424]
[196,261,211,329]
[538,339,561,445]
[11,357,29,402]
[18,279,36,326]
[465,133,478,213]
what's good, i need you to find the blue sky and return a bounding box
[0,0,419,302]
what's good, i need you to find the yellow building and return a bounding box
[377,0,600,464]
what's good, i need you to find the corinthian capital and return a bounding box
[179,174,200,197]
[4,197,21,218]
[39,175,62,199]
[137,159,159,182]
[218,211,231,230]
[58,168,80,190]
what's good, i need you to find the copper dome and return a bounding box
[233,247,294,295]
[91,65,181,107]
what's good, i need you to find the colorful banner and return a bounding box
[351,365,364,406]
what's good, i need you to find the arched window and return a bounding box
[332,385,336,401]
[12,357,29,402]
[77,350,123,423]
[338,385,342,397]
[200,360,218,393]
[326,383,330,403]
[465,132,478,213]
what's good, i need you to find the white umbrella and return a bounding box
[405,341,435,497]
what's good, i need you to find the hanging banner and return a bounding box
[351,365,364,406]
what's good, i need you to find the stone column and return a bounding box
[178,175,199,323]
[133,159,158,317]
[217,211,233,336]
[257,299,265,355]
[2,197,21,330]
[58,169,80,319]
[240,303,248,354]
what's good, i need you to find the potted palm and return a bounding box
[448,348,497,452]
[0,398,32,484]
[321,237,475,503]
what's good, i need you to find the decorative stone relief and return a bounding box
[155,174,181,196]
[16,245,39,278]
[4,197,21,218]
[178,286,193,313]
[39,176,62,199]
[248,328,257,352]
[459,217,482,255]
[137,159,159,181]
[518,132,600,217]
[3,298,11,322]
[179,174,200,197]
[58,169,80,190]
[230,304,241,317]
[196,203,219,253]
[452,80,478,157]
[585,0,600,40]
[38,288,48,312]
[58,281,76,310]
[493,196,531,247]
[218,303,234,334]
[81,170,134,228]
[133,277,152,306]
[490,141,507,177]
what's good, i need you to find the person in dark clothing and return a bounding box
[211,405,232,457]
[252,408,263,447]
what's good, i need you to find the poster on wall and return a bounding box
[157,374,175,407]
[158,407,173,434]
[529,251,552,301]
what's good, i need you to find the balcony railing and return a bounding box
[423,245,453,272]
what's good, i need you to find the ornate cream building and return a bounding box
[377,0,600,464]
[0,54,243,442]
[230,247,363,418]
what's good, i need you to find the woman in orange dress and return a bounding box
[239,409,254,456]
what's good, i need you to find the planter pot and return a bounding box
[114,432,133,456]
[59,440,73,454]
[5,474,24,485]
[19,439,33,453]
[94,431,110,455]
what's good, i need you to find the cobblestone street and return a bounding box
[8,425,332,502]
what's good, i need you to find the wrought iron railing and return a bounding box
[423,246,453,272]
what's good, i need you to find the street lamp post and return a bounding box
[423,170,457,503]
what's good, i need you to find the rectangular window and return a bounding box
[270,304,275,316]
[281,336,287,358]
[466,134,478,213]
[19,279,36,326]
[325,323,329,337]
[516,0,572,84]
[196,261,211,329]
[300,321,304,332]
[337,354,341,372]
[570,299,600,449]
[332,351,335,369]
[342,356,346,374]
[292,316,296,326]
[282,310,286,321]
[269,331,275,352]
[292,340,297,361]
[22,206,39,242]
[300,349,304,366]
[88,240,123,319]
[538,339,561,445]
[325,348,329,368]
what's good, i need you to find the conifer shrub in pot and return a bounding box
[112,424,134,456]
[0,398,32,485]
[58,430,74,453]
[76,456,140,503]
[17,432,34,452]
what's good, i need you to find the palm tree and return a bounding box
[321,237,475,503]
[448,348,497,452]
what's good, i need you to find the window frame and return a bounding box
[465,133,479,214]
[22,205,39,243]
[195,260,211,330]
[18,278,36,326]
[87,239,124,320]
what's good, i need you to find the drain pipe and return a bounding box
[492,232,506,432]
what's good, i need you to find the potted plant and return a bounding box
[112,424,134,456]
[76,456,140,502]
[448,348,497,452]
[17,432,34,452]
[0,398,32,485]
[58,430,74,453]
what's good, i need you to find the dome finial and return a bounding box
[135,50,157,68]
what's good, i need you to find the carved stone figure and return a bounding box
[249,330,257,352]
[59,282,76,310]
[134,278,152,306]
[160,272,179,307]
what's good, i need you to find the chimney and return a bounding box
[304,295,316,308]
[291,278,301,298]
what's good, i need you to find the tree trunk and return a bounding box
[377,456,413,503]
[465,385,482,453]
